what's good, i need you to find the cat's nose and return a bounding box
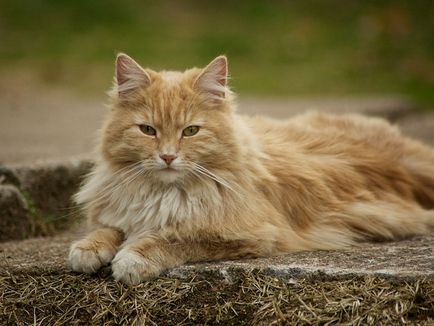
[160,154,177,165]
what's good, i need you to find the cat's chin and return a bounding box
[156,168,184,183]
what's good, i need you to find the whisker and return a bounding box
[191,163,235,188]
[187,161,239,194]
[89,161,144,197]
[193,168,232,189]
[86,161,152,205]
[109,161,158,193]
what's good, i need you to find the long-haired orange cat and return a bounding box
[69,54,434,284]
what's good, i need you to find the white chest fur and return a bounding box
[76,163,223,237]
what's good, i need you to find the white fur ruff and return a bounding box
[75,162,223,237]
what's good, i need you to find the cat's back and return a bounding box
[245,111,404,158]
[243,111,433,208]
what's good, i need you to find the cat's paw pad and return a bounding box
[68,240,116,274]
[111,249,161,285]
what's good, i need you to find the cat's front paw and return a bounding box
[69,239,117,274]
[111,249,162,285]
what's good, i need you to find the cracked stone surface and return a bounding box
[1,234,432,280]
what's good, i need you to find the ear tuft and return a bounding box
[115,53,150,96]
[194,55,228,100]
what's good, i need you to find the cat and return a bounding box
[69,53,434,284]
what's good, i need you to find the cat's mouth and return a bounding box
[160,166,180,173]
[157,166,184,183]
[163,167,177,172]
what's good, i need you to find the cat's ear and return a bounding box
[194,55,228,101]
[115,53,151,96]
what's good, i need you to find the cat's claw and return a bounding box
[111,249,161,285]
[68,240,116,274]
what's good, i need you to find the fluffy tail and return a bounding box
[302,137,434,249]
[401,138,434,209]
[304,201,434,249]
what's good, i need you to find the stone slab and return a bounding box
[0,185,34,241]
[0,160,92,241]
[1,234,432,280]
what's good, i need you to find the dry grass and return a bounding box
[0,269,432,325]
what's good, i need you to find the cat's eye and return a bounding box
[139,125,156,136]
[183,126,200,137]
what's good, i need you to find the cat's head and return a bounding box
[101,53,240,184]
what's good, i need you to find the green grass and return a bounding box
[0,0,433,107]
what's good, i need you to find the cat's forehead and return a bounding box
[116,68,207,127]
[130,71,202,126]
[158,71,185,86]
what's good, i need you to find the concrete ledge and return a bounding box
[0,160,92,241]
[13,159,92,217]
[175,235,434,280]
[1,234,432,280]
[0,185,34,241]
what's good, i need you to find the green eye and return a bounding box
[139,125,156,136]
[183,126,200,137]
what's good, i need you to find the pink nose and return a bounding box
[160,154,177,165]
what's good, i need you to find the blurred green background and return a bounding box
[0,0,433,106]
